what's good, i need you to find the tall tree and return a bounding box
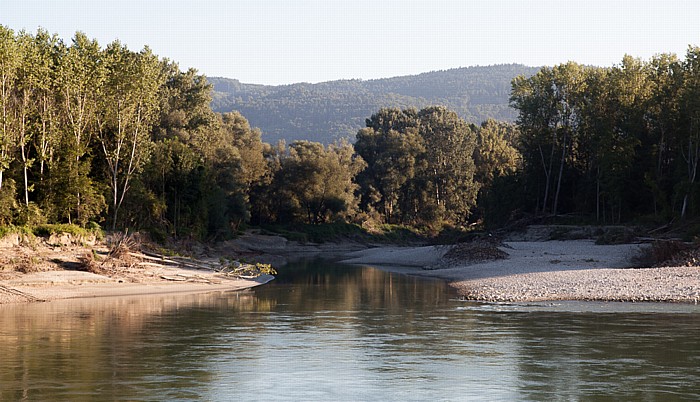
[99,42,162,229]
[0,26,18,193]
[354,108,423,223]
[679,46,700,218]
[30,29,60,184]
[641,53,682,218]
[13,30,45,206]
[278,140,365,224]
[52,32,105,224]
[474,119,520,186]
[511,67,559,214]
[511,63,588,217]
[416,106,479,225]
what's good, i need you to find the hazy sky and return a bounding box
[1,0,698,85]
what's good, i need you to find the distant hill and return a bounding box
[209,64,541,144]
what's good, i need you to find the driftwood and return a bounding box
[159,273,221,284]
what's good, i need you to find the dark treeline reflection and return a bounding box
[0,291,273,401]
[265,259,453,313]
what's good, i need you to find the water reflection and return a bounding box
[0,291,270,401]
[1,260,699,401]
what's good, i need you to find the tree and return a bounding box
[473,119,521,223]
[52,32,105,225]
[30,29,61,184]
[278,140,365,224]
[511,67,559,215]
[0,26,18,193]
[355,106,479,227]
[679,46,700,218]
[474,119,520,186]
[99,42,162,229]
[511,63,588,217]
[220,111,266,194]
[416,106,479,225]
[354,108,423,223]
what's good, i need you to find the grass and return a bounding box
[0,225,34,239]
[0,223,104,245]
[32,223,103,239]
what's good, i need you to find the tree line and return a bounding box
[3,26,697,239]
[0,27,520,238]
[506,48,700,226]
[0,27,266,238]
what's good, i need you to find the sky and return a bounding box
[1,0,699,85]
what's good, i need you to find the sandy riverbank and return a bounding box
[3,230,700,305]
[341,240,700,303]
[0,234,275,304]
[0,268,273,304]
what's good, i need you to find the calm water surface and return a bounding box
[2,259,700,401]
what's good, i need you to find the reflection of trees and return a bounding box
[508,312,700,400]
[255,259,459,349]
[265,259,453,315]
[0,260,473,401]
[0,291,274,401]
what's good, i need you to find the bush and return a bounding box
[631,240,691,268]
[32,223,102,239]
[15,202,46,227]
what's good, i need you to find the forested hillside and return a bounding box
[209,64,540,144]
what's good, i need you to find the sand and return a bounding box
[0,268,273,304]
[341,240,700,303]
[4,231,700,305]
[0,238,273,304]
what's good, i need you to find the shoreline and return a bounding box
[0,234,278,305]
[0,264,274,305]
[2,231,699,305]
[340,240,700,303]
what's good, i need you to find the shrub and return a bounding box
[631,240,691,268]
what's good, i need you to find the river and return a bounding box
[1,259,700,401]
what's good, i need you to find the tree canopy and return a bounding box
[2,24,699,238]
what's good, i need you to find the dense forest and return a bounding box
[209,64,540,144]
[506,49,700,228]
[1,26,699,241]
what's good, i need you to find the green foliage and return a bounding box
[32,223,101,239]
[0,179,17,225]
[219,260,277,278]
[15,202,46,226]
[209,65,540,145]
[502,48,700,225]
[256,140,365,225]
[355,106,479,227]
[0,224,33,240]
[6,25,700,238]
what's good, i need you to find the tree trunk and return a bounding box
[596,166,601,222]
[552,131,568,216]
[538,144,553,214]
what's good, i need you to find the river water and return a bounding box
[2,259,700,401]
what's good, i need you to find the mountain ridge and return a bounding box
[209,64,541,144]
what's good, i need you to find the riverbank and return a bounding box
[341,240,700,303]
[0,235,274,304]
[3,229,700,304]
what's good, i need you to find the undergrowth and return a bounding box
[0,223,104,242]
